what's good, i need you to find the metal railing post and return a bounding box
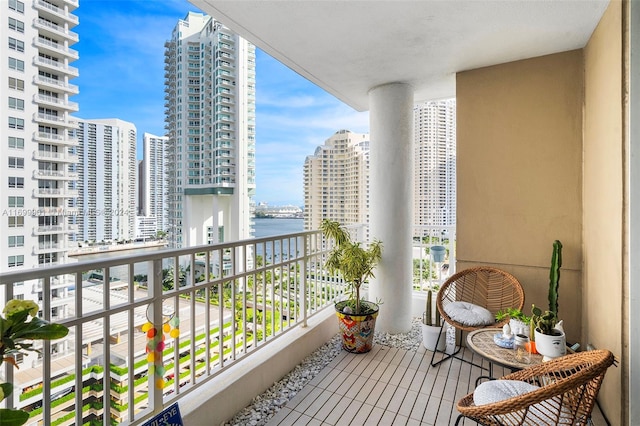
[149,258,164,415]
[301,235,308,327]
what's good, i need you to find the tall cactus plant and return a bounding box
[423,286,441,327]
[548,240,562,316]
[425,289,433,326]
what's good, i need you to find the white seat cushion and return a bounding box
[444,301,494,326]
[473,380,539,406]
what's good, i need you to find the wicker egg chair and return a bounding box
[455,349,615,426]
[430,266,524,367]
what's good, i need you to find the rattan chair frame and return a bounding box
[455,349,615,426]
[430,266,525,367]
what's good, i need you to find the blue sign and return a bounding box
[142,403,184,426]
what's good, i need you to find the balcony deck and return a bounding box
[263,344,609,426]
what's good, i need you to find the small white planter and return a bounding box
[421,323,446,351]
[534,328,566,361]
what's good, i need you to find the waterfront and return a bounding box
[71,218,305,279]
[253,217,304,237]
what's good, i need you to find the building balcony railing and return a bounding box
[33,149,79,163]
[34,57,79,78]
[33,18,79,42]
[32,169,78,180]
[34,75,79,94]
[33,131,78,146]
[33,112,76,128]
[0,225,454,425]
[33,242,65,254]
[33,93,79,111]
[33,36,79,59]
[34,0,79,25]
[32,187,79,198]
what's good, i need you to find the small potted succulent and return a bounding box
[321,219,382,353]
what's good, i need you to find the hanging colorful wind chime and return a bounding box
[142,305,180,389]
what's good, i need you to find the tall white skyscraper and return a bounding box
[304,130,370,231]
[413,99,456,227]
[164,12,256,248]
[74,119,137,243]
[1,0,80,272]
[141,132,168,233]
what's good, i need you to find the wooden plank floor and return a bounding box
[265,344,608,426]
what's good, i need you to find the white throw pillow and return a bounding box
[444,301,494,326]
[473,380,539,406]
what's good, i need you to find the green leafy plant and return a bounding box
[321,219,382,315]
[496,307,531,324]
[0,299,69,426]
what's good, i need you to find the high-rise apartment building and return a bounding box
[413,99,456,227]
[164,12,256,248]
[140,132,168,234]
[73,118,137,243]
[304,130,370,231]
[1,0,80,273]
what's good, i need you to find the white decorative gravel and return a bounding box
[224,318,424,426]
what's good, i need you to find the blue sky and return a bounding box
[73,0,369,206]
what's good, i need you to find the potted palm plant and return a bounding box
[321,219,382,353]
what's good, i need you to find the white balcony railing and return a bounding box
[34,75,79,94]
[33,36,79,59]
[0,229,348,425]
[0,225,454,425]
[35,0,79,25]
[33,150,79,163]
[33,18,80,42]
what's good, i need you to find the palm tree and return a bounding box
[321,219,382,314]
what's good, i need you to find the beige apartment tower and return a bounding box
[304,130,369,231]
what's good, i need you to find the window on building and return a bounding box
[8,17,24,33]
[9,97,24,110]
[38,253,57,265]
[8,177,24,188]
[9,57,24,71]
[8,235,24,247]
[9,196,24,207]
[8,117,24,129]
[8,157,24,169]
[8,136,24,149]
[9,0,24,13]
[8,216,24,227]
[8,255,24,267]
[8,77,24,91]
[8,37,24,52]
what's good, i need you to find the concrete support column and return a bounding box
[368,83,414,334]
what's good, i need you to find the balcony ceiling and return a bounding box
[192,0,610,111]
